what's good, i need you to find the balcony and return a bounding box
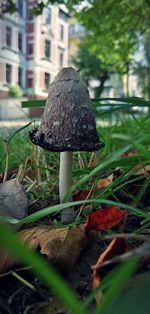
[69,24,85,37]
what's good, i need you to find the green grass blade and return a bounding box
[91,96,150,106]
[69,144,131,195]
[7,197,149,226]
[93,259,138,314]
[7,121,33,144]
[111,272,150,314]
[22,99,46,108]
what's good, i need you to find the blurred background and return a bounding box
[0,0,149,121]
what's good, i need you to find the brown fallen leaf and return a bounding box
[97,174,113,189]
[0,226,86,275]
[119,151,150,177]
[73,190,92,202]
[121,151,136,158]
[92,237,128,303]
[132,163,150,176]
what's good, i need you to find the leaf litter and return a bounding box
[0,149,150,313]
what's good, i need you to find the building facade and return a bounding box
[68,17,85,65]
[0,0,69,117]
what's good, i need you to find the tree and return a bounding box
[77,1,150,66]
[70,43,109,97]
[3,0,150,97]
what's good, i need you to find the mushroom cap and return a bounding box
[29,67,104,152]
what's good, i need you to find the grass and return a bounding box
[0,104,150,313]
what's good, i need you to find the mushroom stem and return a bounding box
[59,151,74,223]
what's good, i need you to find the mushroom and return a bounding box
[29,67,104,224]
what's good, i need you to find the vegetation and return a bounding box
[0,97,150,313]
[71,43,109,97]
[1,0,150,312]
[9,84,23,98]
[4,0,150,98]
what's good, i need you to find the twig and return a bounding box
[78,152,84,169]
[76,184,94,220]
[16,164,24,182]
[17,156,30,183]
[2,139,8,183]
[104,232,150,241]
[91,242,150,270]
[26,180,37,193]
[12,271,36,291]
[88,152,95,167]
[36,146,41,183]
[42,153,51,181]
[0,266,31,279]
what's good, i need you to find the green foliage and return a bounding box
[0,0,16,15]
[0,95,150,313]
[71,43,109,97]
[74,1,150,73]
[8,85,23,98]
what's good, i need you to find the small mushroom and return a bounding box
[29,67,104,224]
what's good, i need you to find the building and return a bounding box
[68,16,85,62]
[0,0,69,118]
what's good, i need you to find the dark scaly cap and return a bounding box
[29,67,104,152]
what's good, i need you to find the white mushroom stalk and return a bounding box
[59,151,74,223]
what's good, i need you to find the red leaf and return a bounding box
[85,206,127,232]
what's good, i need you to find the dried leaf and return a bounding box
[97,174,113,189]
[73,190,92,202]
[132,163,150,176]
[85,206,127,232]
[92,237,128,303]
[120,151,150,176]
[0,226,86,275]
[121,151,136,157]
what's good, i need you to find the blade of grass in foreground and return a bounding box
[110,272,150,314]
[93,259,138,314]
[0,223,87,314]
[6,197,149,226]
[83,258,137,309]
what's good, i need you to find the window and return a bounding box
[28,8,33,20]
[27,43,33,55]
[18,0,23,17]
[18,32,23,52]
[43,8,51,24]
[18,67,23,87]
[59,8,69,22]
[45,40,51,59]
[59,50,64,68]
[6,64,12,83]
[69,24,85,36]
[27,77,33,88]
[6,26,12,48]
[59,24,64,41]
[44,72,50,90]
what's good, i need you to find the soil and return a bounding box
[0,234,101,314]
[0,174,149,314]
